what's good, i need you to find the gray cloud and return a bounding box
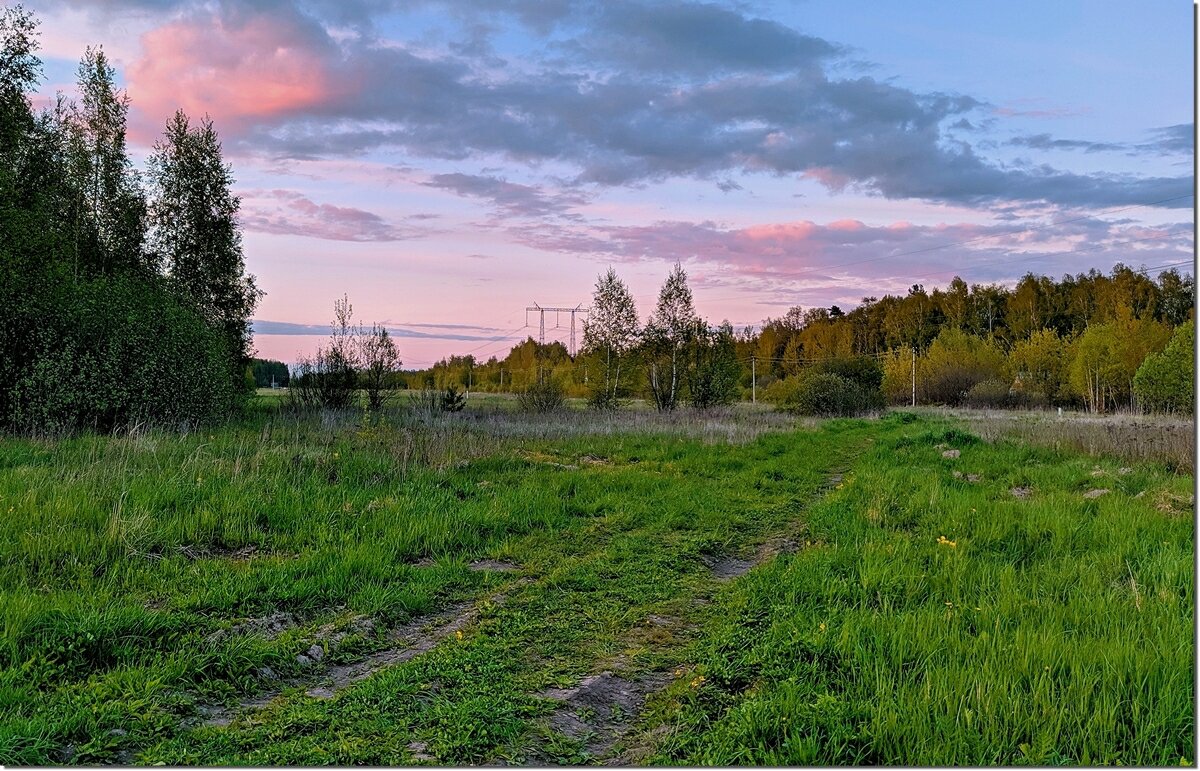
[557,0,841,75]
[1007,124,1193,157]
[239,190,430,241]
[1008,133,1125,153]
[422,173,588,217]
[91,0,1194,210]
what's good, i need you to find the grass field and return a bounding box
[0,400,1193,765]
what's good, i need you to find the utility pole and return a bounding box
[911,348,916,407]
[751,355,756,404]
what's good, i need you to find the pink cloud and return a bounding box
[128,10,336,140]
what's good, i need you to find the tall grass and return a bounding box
[651,418,1194,765]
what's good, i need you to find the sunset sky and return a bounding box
[27,0,1195,367]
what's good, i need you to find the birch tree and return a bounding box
[644,262,697,411]
[581,267,639,410]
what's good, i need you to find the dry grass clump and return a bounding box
[922,406,1195,471]
[458,404,810,444]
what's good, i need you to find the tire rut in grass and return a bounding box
[194,580,528,728]
[531,466,856,765]
[702,469,846,582]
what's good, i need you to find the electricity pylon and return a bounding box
[525,303,588,356]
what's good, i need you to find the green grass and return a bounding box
[0,404,1192,765]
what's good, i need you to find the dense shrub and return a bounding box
[919,329,1007,405]
[781,372,881,417]
[520,377,566,414]
[8,276,236,432]
[1134,320,1194,414]
[440,385,467,412]
[816,356,884,393]
[962,379,1014,409]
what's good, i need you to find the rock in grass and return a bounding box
[1010,487,1032,499]
[1083,488,1110,499]
[942,449,961,459]
[256,665,277,680]
[296,653,312,666]
[307,644,324,662]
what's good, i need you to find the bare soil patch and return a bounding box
[537,671,671,761]
[468,559,521,572]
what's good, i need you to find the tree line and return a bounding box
[0,7,258,432]
[408,262,1194,415]
[406,264,742,412]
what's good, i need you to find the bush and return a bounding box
[816,356,883,393]
[962,379,1014,409]
[7,276,236,433]
[519,377,566,414]
[919,329,1008,405]
[781,372,881,417]
[1134,320,1194,414]
[761,376,802,405]
[440,385,466,413]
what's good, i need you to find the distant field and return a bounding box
[0,402,1192,765]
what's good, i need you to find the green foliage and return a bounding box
[1134,320,1194,414]
[518,376,565,414]
[441,384,467,412]
[251,358,290,388]
[1010,328,1070,404]
[582,267,641,410]
[0,9,258,433]
[781,372,881,417]
[359,324,402,412]
[919,328,1008,405]
[686,320,742,409]
[8,276,236,432]
[147,110,260,380]
[1068,311,1171,412]
[645,262,698,411]
[815,356,883,393]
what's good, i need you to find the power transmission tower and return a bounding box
[525,303,589,356]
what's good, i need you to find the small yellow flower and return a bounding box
[818,622,826,632]
[689,675,706,688]
[455,630,464,640]
[333,452,340,459]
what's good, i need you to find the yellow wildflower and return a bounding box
[455,630,464,640]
